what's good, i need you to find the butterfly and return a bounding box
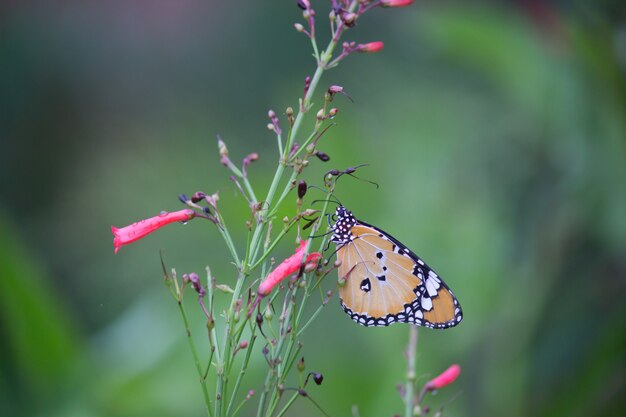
[330,206,462,328]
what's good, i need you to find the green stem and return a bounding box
[226,333,257,416]
[405,326,419,417]
[178,301,213,417]
[275,393,299,417]
[249,218,298,273]
[247,21,343,270]
[215,214,241,267]
[256,370,273,417]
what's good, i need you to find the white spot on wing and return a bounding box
[421,296,433,311]
[425,279,438,297]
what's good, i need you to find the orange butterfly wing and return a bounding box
[333,209,462,329]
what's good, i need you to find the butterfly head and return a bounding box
[330,206,357,245]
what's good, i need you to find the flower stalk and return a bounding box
[112,2,439,417]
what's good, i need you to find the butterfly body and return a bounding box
[330,206,462,329]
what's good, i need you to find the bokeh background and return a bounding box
[1,1,625,416]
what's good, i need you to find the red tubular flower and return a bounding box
[425,364,461,391]
[381,0,414,8]
[258,241,322,296]
[357,41,384,53]
[112,209,196,254]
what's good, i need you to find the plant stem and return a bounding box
[226,333,257,416]
[178,300,213,417]
[405,326,418,417]
[275,393,299,417]
[247,8,347,270]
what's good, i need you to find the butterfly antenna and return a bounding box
[309,189,342,207]
[308,228,334,239]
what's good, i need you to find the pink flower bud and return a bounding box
[425,364,461,391]
[112,209,196,253]
[358,41,384,53]
[258,241,322,296]
[381,0,414,8]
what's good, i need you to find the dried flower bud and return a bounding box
[218,138,229,157]
[328,108,338,117]
[313,373,324,385]
[264,305,274,321]
[304,263,317,273]
[358,41,385,53]
[191,192,206,203]
[216,284,234,294]
[243,153,259,177]
[289,142,300,159]
[188,272,206,297]
[286,106,294,119]
[245,390,255,400]
[178,194,189,204]
[338,276,346,287]
[267,123,275,131]
[301,208,318,217]
[294,23,305,32]
[334,259,342,268]
[298,180,307,198]
[342,12,357,27]
[239,340,248,350]
[328,85,343,94]
[297,357,306,372]
[297,0,310,10]
[315,151,330,162]
[316,109,325,120]
[256,312,264,326]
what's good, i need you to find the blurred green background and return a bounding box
[1,1,625,416]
